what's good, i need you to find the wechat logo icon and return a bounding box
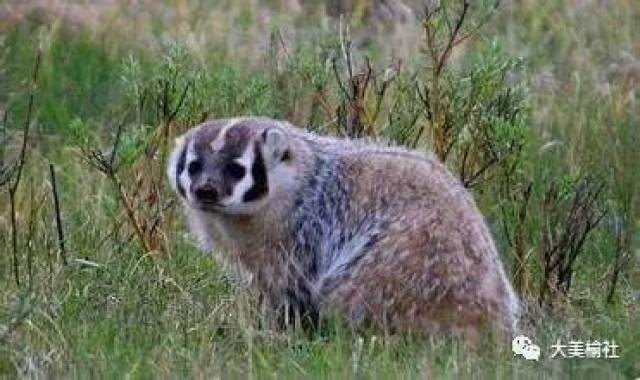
[512,335,541,361]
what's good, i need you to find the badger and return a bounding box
[167,117,519,343]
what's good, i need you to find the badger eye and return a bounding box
[187,160,202,176]
[225,162,246,180]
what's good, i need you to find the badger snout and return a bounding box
[192,183,219,203]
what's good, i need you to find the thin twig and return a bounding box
[82,148,153,254]
[10,50,41,196]
[109,121,124,169]
[9,192,19,287]
[513,181,533,294]
[8,49,41,287]
[0,105,7,168]
[49,163,68,266]
[463,156,498,188]
[339,16,353,80]
[435,1,469,77]
[166,81,191,124]
[332,57,351,102]
[26,176,36,286]
[538,178,606,304]
[274,30,335,121]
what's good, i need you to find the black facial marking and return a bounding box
[224,162,246,180]
[242,143,268,202]
[282,150,291,162]
[188,160,202,176]
[176,146,187,197]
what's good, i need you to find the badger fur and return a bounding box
[167,117,519,342]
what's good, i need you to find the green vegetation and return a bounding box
[1,1,638,378]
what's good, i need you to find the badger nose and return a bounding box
[193,185,218,202]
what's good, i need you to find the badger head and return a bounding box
[167,118,297,215]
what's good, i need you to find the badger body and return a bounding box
[168,117,519,342]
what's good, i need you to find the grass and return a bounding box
[0,1,638,378]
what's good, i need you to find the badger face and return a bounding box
[168,119,293,215]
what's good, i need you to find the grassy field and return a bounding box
[1,1,639,378]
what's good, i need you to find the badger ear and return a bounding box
[261,127,289,165]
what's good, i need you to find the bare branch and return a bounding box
[166,80,192,124]
[10,49,41,196]
[49,163,68,266]
[538,177,607,305]
[109,122,124,169]
[434,1,469,78]
[8,49,41,288]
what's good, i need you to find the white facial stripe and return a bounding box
[221,144,254,206]
[167,135,187,194]
[210,118,241,152]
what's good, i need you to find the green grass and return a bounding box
[0,1,638,378]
